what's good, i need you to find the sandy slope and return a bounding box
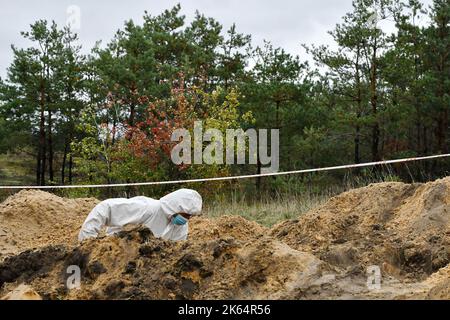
[0,190,98,258]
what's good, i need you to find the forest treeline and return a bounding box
[0,0,449,198]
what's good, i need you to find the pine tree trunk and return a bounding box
[47,108,54,182]
[355,123,360,164]
[36,148,42,186]
[355,46,362,164]
[436,110,448,154]
[256,157,261,194]
[68,154,73,184]
[61,136,68,185]
[370,40,380,163]
[275,100,280,129]
[39,84,46,186]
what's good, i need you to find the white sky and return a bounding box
[0,0,434,79]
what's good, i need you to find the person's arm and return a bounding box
[78,197,152,241]
[160,222,188,241]
[171,225,188,241]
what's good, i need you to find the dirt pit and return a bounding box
[0,178,450,299]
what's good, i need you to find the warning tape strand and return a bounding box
[0,153,449,189]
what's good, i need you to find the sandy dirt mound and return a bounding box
[189,215,267,242]
[0,190,98,259]
[0,226,334,300]
[0,225,446,300]
[271,177,450,280]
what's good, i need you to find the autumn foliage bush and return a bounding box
[70,79,253,198]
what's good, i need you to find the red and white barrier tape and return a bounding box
[1,153,449,189]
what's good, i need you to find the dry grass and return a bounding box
[203,191,333,227]
[202,172,403,227]
[0,152,35,202]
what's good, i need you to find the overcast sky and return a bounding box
[0,0,434,79]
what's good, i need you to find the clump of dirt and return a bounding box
[0,190,98,259]
[1,284,42,300]
[271,177,450,280]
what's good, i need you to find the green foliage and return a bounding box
[0,1,449,199]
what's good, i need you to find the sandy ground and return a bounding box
[0,190,98,258]
[0,178,449,299]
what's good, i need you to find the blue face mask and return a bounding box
[172,214,188,226]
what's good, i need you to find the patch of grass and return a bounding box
[203,191,333,227]
[0,152,35,183]
[0,152,35,201]
[202,171,403,227]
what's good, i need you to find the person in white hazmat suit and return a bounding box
[78,188,202,242]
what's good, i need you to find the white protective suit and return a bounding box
[78,188,202,242]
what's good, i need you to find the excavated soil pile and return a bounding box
[0,190,98,259]
[0,177,449,299]
[0,226,333,300]
[272,177,450,281]
[189,215,267,242]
